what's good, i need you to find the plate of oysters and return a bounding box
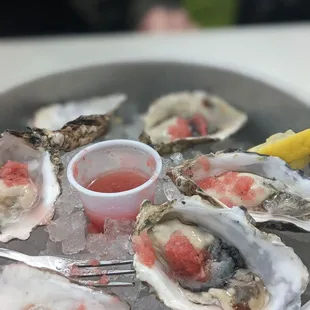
[0,61,310,310]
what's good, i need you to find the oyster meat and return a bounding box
[167,150,310,231]
[133,196,308,310]
[0,114,110,242]
[0,263,129,310]
[30,93,126,130]
[140,91,247,155]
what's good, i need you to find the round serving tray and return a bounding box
[0,61,309,305]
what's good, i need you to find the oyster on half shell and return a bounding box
[0,114,110,242]
[29,93,126,130]
[0,263,129,310]
[133,196,308,310]
[139,91,247,155]
[167,150,310,231]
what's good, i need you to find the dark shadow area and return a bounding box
[0,0,310,37]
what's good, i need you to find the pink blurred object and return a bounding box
[138,6,198,32]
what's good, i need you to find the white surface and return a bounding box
[1,23,310,104]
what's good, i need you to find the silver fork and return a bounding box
[0,248,135,287]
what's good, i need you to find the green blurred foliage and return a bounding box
[183,0,239,27]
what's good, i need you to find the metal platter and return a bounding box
[0,61,310,305]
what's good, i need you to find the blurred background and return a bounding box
[0,0,310,37]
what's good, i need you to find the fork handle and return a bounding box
[0,248,31,263]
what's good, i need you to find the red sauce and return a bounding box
[87,259,100,266]
[233,176,255,200]
[167,117,192,141]
[191,113,208,136]
[223,171,239,183]
[197,172,257,208]
[196,156,210,172]
[69,264,82,276]
[164,231,210,281]
[86,169,149,194]
[99,275,110,285]
[167,114,208,141]
[84,209,137,233]
[133,231,156,267]
[0,160,30,187]
[87,223,102,234]
[198,176,226,194]
[233,303,251,310]
[77,303,87,310]
[219,197,234,208]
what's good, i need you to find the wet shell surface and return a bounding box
[167,150,310,231]
[29,93,126,130]
[133,196,308,310]
[140,91,247,155]
[0,114,110,242]
[0,263,129,310]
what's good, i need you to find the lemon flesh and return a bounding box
[248,129,310,170]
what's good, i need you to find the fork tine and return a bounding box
[77,280,135,287]
[71,269,136,277]
[74,259,133,267]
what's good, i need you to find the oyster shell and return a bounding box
[29,93,126,130]
[133,196,308,310]
[139,91,247,155]
[0,114,110,242]
[167,150,310,231]
[0,263,129,309]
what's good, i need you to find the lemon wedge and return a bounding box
[248,129,310,169]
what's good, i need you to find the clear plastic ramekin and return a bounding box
[67,140,162,227]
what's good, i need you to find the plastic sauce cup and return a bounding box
[67,140,162,227]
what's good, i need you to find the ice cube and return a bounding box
[46,217,71,242]
[86,233,109,257]
[104,218,135,241]
[163,180,184,201]
[154,179,168,205]
[183,149,203,160]
[70,211,87,230]
[162,157,174,170]
[62,229,86,255]
[104,235,132,260]
[170,152,184,166]
[61,147,84,166]
[56,176,83,217]
[47,210,86,242]
[55,200,75,217]
[86,232,132,260]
